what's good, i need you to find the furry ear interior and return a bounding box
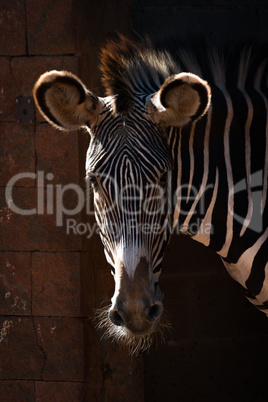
[146,73,211,127]
[33,70,101,130]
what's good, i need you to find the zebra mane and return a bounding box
[100,35,268,114]
[100,36,177,114]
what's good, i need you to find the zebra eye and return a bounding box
[87,174,98,189]
[159,171,167,189]
[153,265,162,274]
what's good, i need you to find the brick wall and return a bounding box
[1,1,268,402]
[0,1,143,401]
[132,1,268,401]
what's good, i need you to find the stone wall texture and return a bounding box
[0,1,268,401]
[0,1,143,401]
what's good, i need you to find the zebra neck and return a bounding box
[168,106,216,246]
[168,77,267,263]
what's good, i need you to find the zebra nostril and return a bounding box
[149,303,163,322]
[109,309,125,327]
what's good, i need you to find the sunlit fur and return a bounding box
[95,305,172,355]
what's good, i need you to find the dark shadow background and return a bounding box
[130,1,268,401]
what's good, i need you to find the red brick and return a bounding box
[32,252,94,316]
[0,56,78,122]
[0,58,20,121]
[0,1,26,56]
[11,56,79,96]
[0,252,31,315]
[26,0,76,55]
[36,381,98,402]
[35,317,101,382]
[0,317,44,380]
[0,187,83,251]
[78,250,104,316]
[10,56,79,121]
[35,124,80,185]
[92,247,114,307]
[0,380,35,401]
[0,123,35,187]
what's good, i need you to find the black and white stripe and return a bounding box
[87,100,171,278]
[86,37,268,312]
[164,44,268,310]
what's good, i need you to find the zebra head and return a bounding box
[33,39,211,352]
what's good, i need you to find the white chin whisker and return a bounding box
[94,305,172,356]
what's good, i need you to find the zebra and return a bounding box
[33,36,268,354]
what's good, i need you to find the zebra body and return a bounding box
[163,45,268,310]
[33,36,268,352]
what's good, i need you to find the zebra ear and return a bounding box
[33,71,101,130]
[147,73,211,127]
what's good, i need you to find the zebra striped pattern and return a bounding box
[86,37,268,311]
[86,98,171,279]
